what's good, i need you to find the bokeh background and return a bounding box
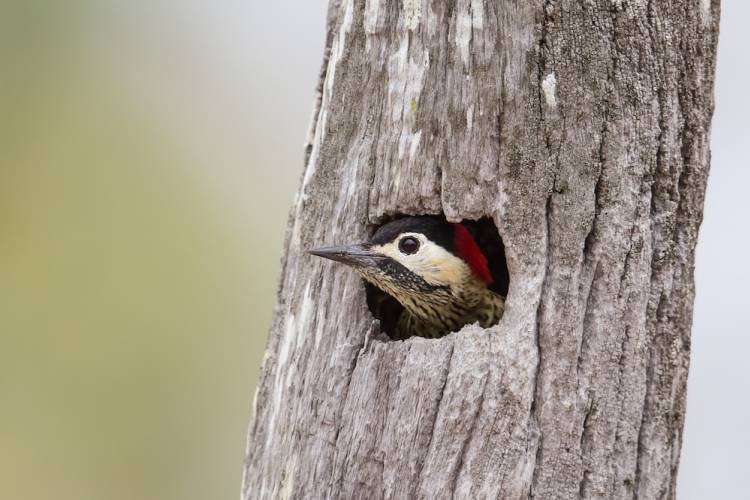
[0,2,745,499]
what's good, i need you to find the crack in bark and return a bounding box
[633,3,670,486]
[576,257,599,380]
[366,83,387,224]
[632,331,655,499]
[328,322,371,494]
[304,0,340,169]
[449,373,490,497]
[577,395,595,498]
[529,191,553,497]
[415,341,456,489]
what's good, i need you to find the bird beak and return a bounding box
[308,244,382,268]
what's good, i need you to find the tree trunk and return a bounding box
[242,1,720,498]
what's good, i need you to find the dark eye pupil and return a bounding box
[399,237,419,254]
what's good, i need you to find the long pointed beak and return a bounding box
[308,244,382,268]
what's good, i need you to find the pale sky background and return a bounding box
[0,2,746,499]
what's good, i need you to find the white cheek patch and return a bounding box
[372,234,471,286]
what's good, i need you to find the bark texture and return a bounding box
[243,1,720,498]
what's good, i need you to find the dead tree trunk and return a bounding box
[242,1,719,498]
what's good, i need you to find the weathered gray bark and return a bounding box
[243,1,719,498]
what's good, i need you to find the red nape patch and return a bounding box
[453,223,493,285]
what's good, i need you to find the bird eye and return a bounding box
[398,236,420,255]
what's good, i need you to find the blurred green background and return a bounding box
[0,2,325,499]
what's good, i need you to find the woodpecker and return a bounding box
[309,216,505,339]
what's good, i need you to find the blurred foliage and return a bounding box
[0,1,324,499]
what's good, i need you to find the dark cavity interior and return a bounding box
[365,215,509,340]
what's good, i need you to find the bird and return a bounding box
[309,216,505,339]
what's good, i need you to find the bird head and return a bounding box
[309,216,493,318]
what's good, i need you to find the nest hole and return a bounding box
[364,214,509,340]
